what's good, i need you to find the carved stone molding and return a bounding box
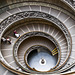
[63,0,75,9]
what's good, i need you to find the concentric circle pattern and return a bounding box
[13,32,60,73]
[0,0,75,75]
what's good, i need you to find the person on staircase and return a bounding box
[1,37,7,43]
[6,37,12,44]
[14,30,20,38]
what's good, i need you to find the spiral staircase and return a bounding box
[0,0,75,75]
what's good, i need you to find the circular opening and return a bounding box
[27,46,58,72]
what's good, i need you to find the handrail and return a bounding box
[0,3,74,74]
[13,31,61,73]
[61,0,75,11]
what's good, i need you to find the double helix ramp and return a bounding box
[0,2,75,75]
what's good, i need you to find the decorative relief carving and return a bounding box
[0,11,72,73]
[14,32,60,53]
[0,11,71,48]
[64,0,75,8]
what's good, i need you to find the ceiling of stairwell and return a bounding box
[0,0,75,75]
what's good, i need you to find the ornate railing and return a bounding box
[62,0,75,10]
[0,11,72,74]
[0,2,74,74]
[13,31,61,73]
